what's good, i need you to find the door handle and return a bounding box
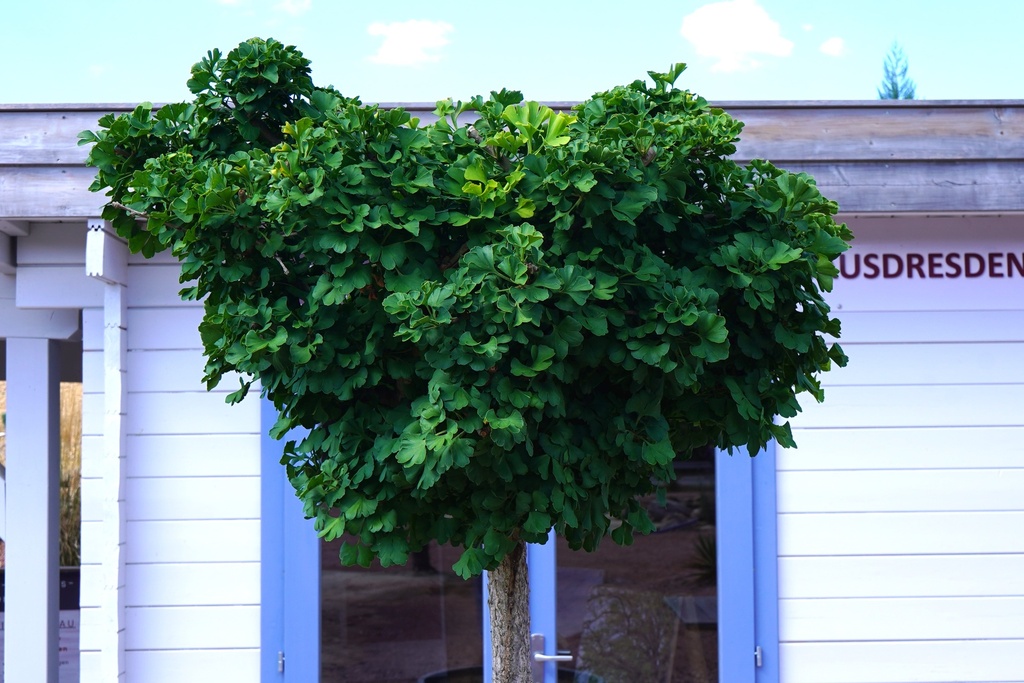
[533,652,574,663]
[531,633,574,682]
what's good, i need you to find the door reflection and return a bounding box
[321,539,483,682]
[319,445,716,683]
[556,446,718,683]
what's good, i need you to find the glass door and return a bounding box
[265,396,769,683]
[315,446,726,683]
[527,446,719,683]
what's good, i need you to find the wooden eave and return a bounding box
[2,100,1024,224]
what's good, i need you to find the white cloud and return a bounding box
[276,0,311,16]
[87,64,107,79]
[680,0,793,72]
[367,20,454,67]
[819,37,845,57]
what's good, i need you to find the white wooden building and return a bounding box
[1,100,1023,683]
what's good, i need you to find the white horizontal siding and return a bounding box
[126,263,196,307]
[82,307,103,350]
[781,596,1024,641]
[779,555,1024,599]
[780,640,1024,683]
[124,477,260,521]
[827,216,1024,314]
[834,309,1024,343]
[15,263,104,307]
[125,434,260,478]
[780,221,1024,683]
[126,349,210,392]
[78,305,109,671]
[124,649,259,683]
[81,390,104,437]
[125,606,259,650]
[125,563,260,607]
[831,342,1024,385]
[80,520,108,563]
[79,257,264,670]
[831,276,1024,313]
[125,520,260,564]
[14,222,87,264]
[81,348,103,393]
[125,391,257,435]
[794,384,1024,428]
[126,349,247,394]
[127,248,177,266]
[127,308,205,350]
[78,606,103,651]
[778,469,1024,513]
[780,427,1024,470]
[80,434,106,481]
[779,510,1024,556]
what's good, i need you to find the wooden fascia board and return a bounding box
[5,102,1024,217]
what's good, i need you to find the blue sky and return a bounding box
[2,0,1022,105]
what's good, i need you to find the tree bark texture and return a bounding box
[488,541,532,683]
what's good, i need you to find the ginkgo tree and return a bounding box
[82,37,851,683]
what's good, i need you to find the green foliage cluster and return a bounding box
[878,42,917,100]
[82,38,850,577]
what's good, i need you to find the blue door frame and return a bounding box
[716,444,780,683]
[485,446,780,683]
[261,393,780,683]
[261,399,320,681]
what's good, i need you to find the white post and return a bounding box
[86,219,129,680]
[4,337,61,683]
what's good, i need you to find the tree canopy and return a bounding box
[82,37,851,579]
[878,42,917,99]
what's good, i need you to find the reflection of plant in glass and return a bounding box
[578,586,679,683]
[687,534,717,587]
[696,492,715,526]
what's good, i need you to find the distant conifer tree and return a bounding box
[878,42,917,99]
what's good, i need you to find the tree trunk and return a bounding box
[488,541,532,683]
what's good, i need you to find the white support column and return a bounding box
[4,337,61,683]
[86,219,129,681]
